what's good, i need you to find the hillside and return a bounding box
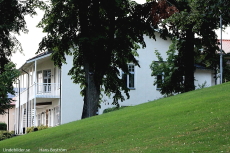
[1,82,230,152]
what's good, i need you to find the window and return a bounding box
[122,64,135,89]
[37,70,51,93]
[156,72,164,90]
[37,71,43,93]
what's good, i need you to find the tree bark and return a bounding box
[184,28,195,92]
[81,62,100,119]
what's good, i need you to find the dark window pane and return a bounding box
[157,75,162,89]
[129,73,134,88]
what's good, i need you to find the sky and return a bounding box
[11,0,229,68]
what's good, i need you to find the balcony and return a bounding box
[35,83,60,98]
[17,83,60,105]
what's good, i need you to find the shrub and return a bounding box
[26,125,48,133]
[38,125,48,131]
[197,81,208,89]
[26,126,35,133]
[0,131,14,141]
[0,122,7,131]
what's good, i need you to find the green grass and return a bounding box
[1,83,230,152]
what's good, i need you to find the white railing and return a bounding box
[36,83,60,98]
[15,83,60,106]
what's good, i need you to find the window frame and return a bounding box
[156,72,164,90]
[122,64,135,90]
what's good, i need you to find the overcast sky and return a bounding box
[11,0,229,68]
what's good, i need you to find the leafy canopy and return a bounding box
[37,0,155,114]
[0,0,43,113]
[151,0,230,94]
[0,62,20,114]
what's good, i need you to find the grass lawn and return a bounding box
[1,82,230,152]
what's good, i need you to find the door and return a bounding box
[43,70,51,93]
[37,71,43,93]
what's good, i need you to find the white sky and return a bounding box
[11,0,229,68]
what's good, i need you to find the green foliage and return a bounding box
[158,0,230,92]
[37,0,155,118]
[0,0,42,115]
[1,83,230,152]
[0,0,43,64]
[26,127,34,134]
[0,122,7,131]
[0,62,20,114]
[37,125,48,131]
[0,131,14,141]
[197,81,208,89]
[26,125,48,134]
[150,39,184,96]
[223,57,230,82]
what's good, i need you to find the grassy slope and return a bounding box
[1,82,230,152]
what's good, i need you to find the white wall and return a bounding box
[99,34,216,114]
[194,69,215,88]
[99,34,171,114]
[60,55,84,124]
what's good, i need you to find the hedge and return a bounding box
[0,123,7,131]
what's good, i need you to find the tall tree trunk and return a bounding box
[81,62,100,119]
[184,28,195,92]
[79,0,101,119]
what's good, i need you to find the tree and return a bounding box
[0,0,43,67]
[37,0,155,118]
[150,0,230,94]
[0,62,20,115]
[150,39,184,96]
[0,0,43,113]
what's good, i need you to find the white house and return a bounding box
[14,52,83,134]
[14,33,216,134]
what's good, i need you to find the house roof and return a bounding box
[26,51,52,63]
[7,88,19,106]
[218,39,230,53]
[194,64,210,70]
[18,51,52,71]
[7,88,18,99]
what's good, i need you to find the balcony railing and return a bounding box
[36,83,60,98]
[16,83,60,105]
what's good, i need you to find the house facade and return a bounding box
[14,53,83,134]
[14,34,216,134]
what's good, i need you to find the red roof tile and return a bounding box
[218,39,230,53]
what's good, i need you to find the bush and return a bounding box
[0,122,7,131]
[26,125,48,133]
[38,125,48,131]
[26,126,35,133]
[0,131,14,141]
